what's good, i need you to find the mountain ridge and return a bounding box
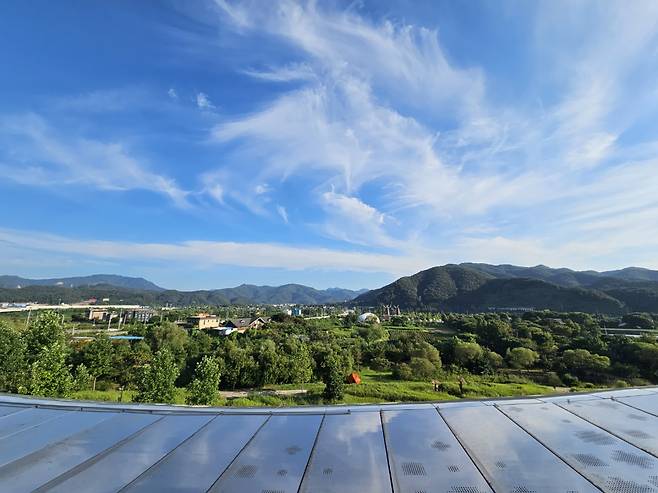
[0,279,367,305]
[0,274,164,291]
[354,263,658,314]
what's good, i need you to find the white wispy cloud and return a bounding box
[196,92,215,110]
[168,88,178,100]
[276,205,289,224]
[0,113,189,207]
[208,0,658,269]
[0,227,429,275]
[243,63,316,82]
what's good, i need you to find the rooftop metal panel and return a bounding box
[383,408,492,493]
[298,411,392,493]
[0,410,114,468]
[557,398,658,457]
[617,393,658,417]
[0,412,159,493]
[0,407,66,439]
[1,389,658,492]
[0,405,25,418]
[501,402,658,492]
[39,414,213,493]
[209,414,322,493]
[440,404,599,492]
[121,414,268,493]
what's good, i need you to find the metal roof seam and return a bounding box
[378,410,397,493]
[554,399,658,458]
[203,414,273,493]
[116,414,221,493]
[494,403,605,492]
[295,413,327,493]
[435,406,497,493]
[29,414,167,493]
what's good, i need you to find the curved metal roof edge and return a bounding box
[1,386,657,415]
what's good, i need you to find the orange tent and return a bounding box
[346,372,362,384]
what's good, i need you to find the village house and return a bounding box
[187,313,221,330]
[225,317,269,333]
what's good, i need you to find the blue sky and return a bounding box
[2,0,658,290]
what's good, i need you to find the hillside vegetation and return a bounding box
[355,264,658,314]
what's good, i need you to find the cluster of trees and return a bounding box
[2,309,658,405]
[0,313,356,403]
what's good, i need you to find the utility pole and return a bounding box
[25,308,32,329]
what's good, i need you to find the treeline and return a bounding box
[1,310,658,406]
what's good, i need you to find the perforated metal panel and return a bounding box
[0,410,114,468]
[0,412,159,492]
[0,391,657,492]
[441,405,599,492]
[383,408,492,493]
[122,414,268,493]
[619,393,658,417]
[209,414,322,493]
[299,411,391,493]
[40,414,213,493]
[501,402,658,492]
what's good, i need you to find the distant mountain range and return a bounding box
[0,274,164,291]
[353,263,658,314]
[0,275,367,305]
[3,265,658,313]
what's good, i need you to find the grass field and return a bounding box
[69,367,589,408]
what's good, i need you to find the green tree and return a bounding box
[74,363,93,391]
[622,313,655,329]
[147,322,189,368]
[29,342,73,397]
[281,340,314,384]
[0,322,27,392]
[319,351,345,401]
[453,341,484,366]
[134,349,180,403]
[408,357,439,380]
[561,349,610,380]
[255,340,281,386]
[187,355,221,405]
[506,347,539,369]
[24,311,66,361]
[82,336,114,391]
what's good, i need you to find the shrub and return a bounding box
[561,373,579,387]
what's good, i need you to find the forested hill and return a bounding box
[0,283,367,306]
[354,264,658,314]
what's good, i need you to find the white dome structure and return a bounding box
[357,312,380,324]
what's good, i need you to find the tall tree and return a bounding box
[29,342,73,397]
[319,350,345,402]
[0,322,27,392]
[186,355,221,405]
[82,336,114,391]
[134,349,180,403]
[24,311,66,361]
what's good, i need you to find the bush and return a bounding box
[369,357,391,371]
[612,379,628,388]
[408,357,438,380]
[561,373,579,386]
[545,371,563,387]
[392,363,414,381]
[506,347,539,369]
